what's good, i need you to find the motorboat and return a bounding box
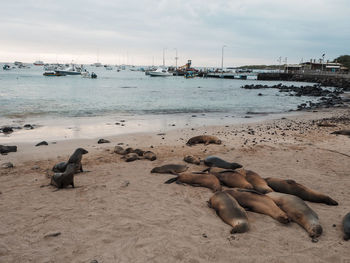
[34,60,44,66]
[43,71,65,76]
[148,67,173,77]
[55,64,82,75]
[3,64,11,70]
[81,71,97,79]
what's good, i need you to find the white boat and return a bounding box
[148,67,173,77]
[34,60,44,66]
[55,64,82,75]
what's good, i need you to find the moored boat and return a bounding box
[148,67,173,77]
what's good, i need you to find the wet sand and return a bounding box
[0,108,350,262]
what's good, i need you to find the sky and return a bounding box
[0,0,349,67]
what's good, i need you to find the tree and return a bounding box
[333,55,350,69]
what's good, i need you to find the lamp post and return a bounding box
[174,48,178,69]
[321,53,325,73]
[221,45,226,74]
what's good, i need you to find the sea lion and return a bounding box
[186,135,222,146]
[267,192,322,239]
[151,164,188,175]
[343,212,350,241]
[67,148,88,173]
[165,172,222,192]
[124,147,134,154]
[183,155,201,165]
[265,177,338,206]
[143,151,157,161]
[133,149,145,156]
[225,189,289,224]
[0,145,17,154]
[50,163,76,189]
[331,130,350,136]
[209,168,254,189]
[52,162,68,173]
[52,148,88,173]
[244,170,273,194]
[114,146,126,155]
[122,153,139,162]
[209,191,249,233]
[204,156,242,170]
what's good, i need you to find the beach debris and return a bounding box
[151,164,188,175]
[1,162,14,169]
[186,135,222,146]
[44,231,61,238]
[35,141,48,146]
[183,155,201,165]
[97,139,110,144]
[0,145,17,154]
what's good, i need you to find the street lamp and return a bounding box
[221,45,227,73]
[174,48,178,69]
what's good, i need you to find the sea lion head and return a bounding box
[77,148,88,154]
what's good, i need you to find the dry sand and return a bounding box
[0,108,349,263]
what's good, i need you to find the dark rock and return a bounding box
[1,127,13,133]
[0,145,17,154]
[44,232,61,238]
[97,139,110,144]
[24,124,34,129]
[35,141,48,146]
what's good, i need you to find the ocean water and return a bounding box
[0,66,316,119]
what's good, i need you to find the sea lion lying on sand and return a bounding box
[186,135,222,146]
[204,156,242,170]
[143,151,156,161]
[343,212,350,241]
[151,164,188,175]
[331,130,350,136]
[209,191,249,233]
[244,170,273,194]
[267,192,322,239]
[50,163,76,189]
[122,153,140,162]
[265,177,338,206]
[225,189,289,224]
[52,148,88,173]
[165,172,222,192]
[208,168,254,189]
[183,155,201,165]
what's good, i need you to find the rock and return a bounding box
[0,145,17,154]
[1,162,14,169]
[1,127,13,134]
[98,139,110,144]
[121,181,130,188]
[35,141,48,146]
[24,124,34,129]
[31,165,40,170]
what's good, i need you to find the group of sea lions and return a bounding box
[113,146,156,162]
[151,135,349,241]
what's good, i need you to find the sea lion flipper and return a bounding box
[164,177,177,184]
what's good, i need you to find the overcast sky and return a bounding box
[0,0,349,67]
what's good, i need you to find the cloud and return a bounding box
[0,0,349,66]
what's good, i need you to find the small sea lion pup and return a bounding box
[183,155,201,165]
[50,163,76,189]
[243,170,273,194]
[52,148,88,173]
[165,172,222,192]
[209,191,249,234]
[265,177,338,206]
[204,156,242,170]
[343,212,350,241]
[209,168,254,189]
[225,189,289,224]
[143,151,157,161]
[151,164,188,175]
[267,192,322,239]
[186,135,222,146]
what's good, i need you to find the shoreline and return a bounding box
[1,107,349,262]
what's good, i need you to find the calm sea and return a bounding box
[0,65,315,120]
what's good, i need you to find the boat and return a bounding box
[43,71,65,76]
[55,64,82,75]
[81,71,97,79]
[3,64,11,70]
[34,60,44,66]
[148,67,173,77]
[104,65,113,70]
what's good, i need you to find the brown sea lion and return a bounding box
[244,170,273,194]
[267,192,323,239]
[343,212,350,241]
[265,177,338,206]
[52,162,68,173]
[52,148,88,173]
[50,163,76,189]
[151,164,188,175]
[165,172,222,192]
[186,135,222,146]
[209,168,254,189]
[183,155,201,165]
[204,156,242,170]
[114,146,126,155]
[225,189,289,224]
[331,130,350,136]
[209,191,249,233]
[143,151,157,161]
[122,153,139,162]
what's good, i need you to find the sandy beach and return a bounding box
[1,108,350,263]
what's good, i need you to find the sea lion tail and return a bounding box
[164,177,177,184]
